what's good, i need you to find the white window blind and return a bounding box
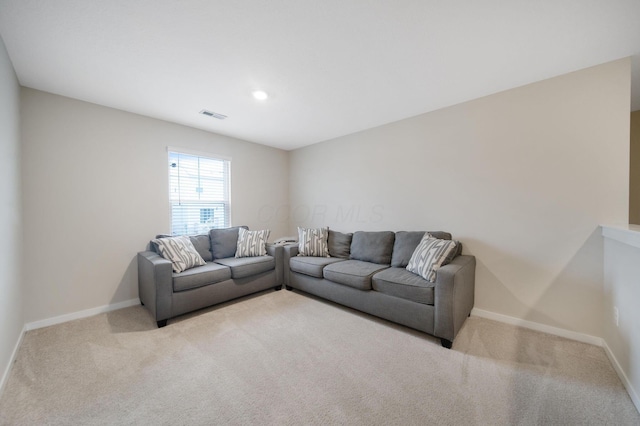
[169,151,230,236]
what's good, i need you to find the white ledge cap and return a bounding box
[601,224,640,249]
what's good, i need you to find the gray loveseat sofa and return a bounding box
[138,226,283,327]
[284,230,475,348]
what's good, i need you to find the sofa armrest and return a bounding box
[433,255,476,342]
[137,251,173,322]
[266,244,284,285]
[282,244,299,286]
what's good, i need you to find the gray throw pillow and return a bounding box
[209,226,249,259]
[328,230,353,259]
[350,231,395,265]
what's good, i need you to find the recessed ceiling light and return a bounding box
[252,90,268,101]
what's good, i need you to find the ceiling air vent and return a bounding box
[199,109,227,120]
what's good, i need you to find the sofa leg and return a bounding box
[274,285,283,291]
[285,285,293,291]
[440,339,452,349]
[157,319,168,328]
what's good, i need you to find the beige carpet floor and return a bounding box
[0,289,638,425]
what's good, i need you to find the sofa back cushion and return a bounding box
[391,231,452,267]
[350,231,395,265]
[189,235,213,262]
[328,230,353,259]
[209,226,249,259]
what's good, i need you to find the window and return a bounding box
[168,150,230,236]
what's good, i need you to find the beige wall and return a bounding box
[0,36,23,387]
[630,111,640,224]
[20,89,289,323]
[290,59,630,338]
[13,58,634,339]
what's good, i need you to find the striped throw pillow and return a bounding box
[236,228,270,257]
[152,236,206,273]
[406,234,458,282]
[297,227,330,257]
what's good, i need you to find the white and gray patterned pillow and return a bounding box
[236,228,270,257]
[152,236,206,273]
[406,234,458,282]
[297,227,330,257]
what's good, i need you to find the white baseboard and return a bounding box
[602,341,640,413]
[471,308,604,347]
[25,298,141,331]
[0,324,26,397]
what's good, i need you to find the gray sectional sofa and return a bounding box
[284,230,476,348]
[138,226,283,327]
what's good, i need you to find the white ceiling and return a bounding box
[1,1,639,151]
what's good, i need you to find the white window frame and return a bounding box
[167,147,232,236]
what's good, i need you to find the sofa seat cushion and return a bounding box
[214,256,275,279]
[173,262,232,292]
[323,260,389,290]
[372,267,435,305]
[290,256,346,278]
